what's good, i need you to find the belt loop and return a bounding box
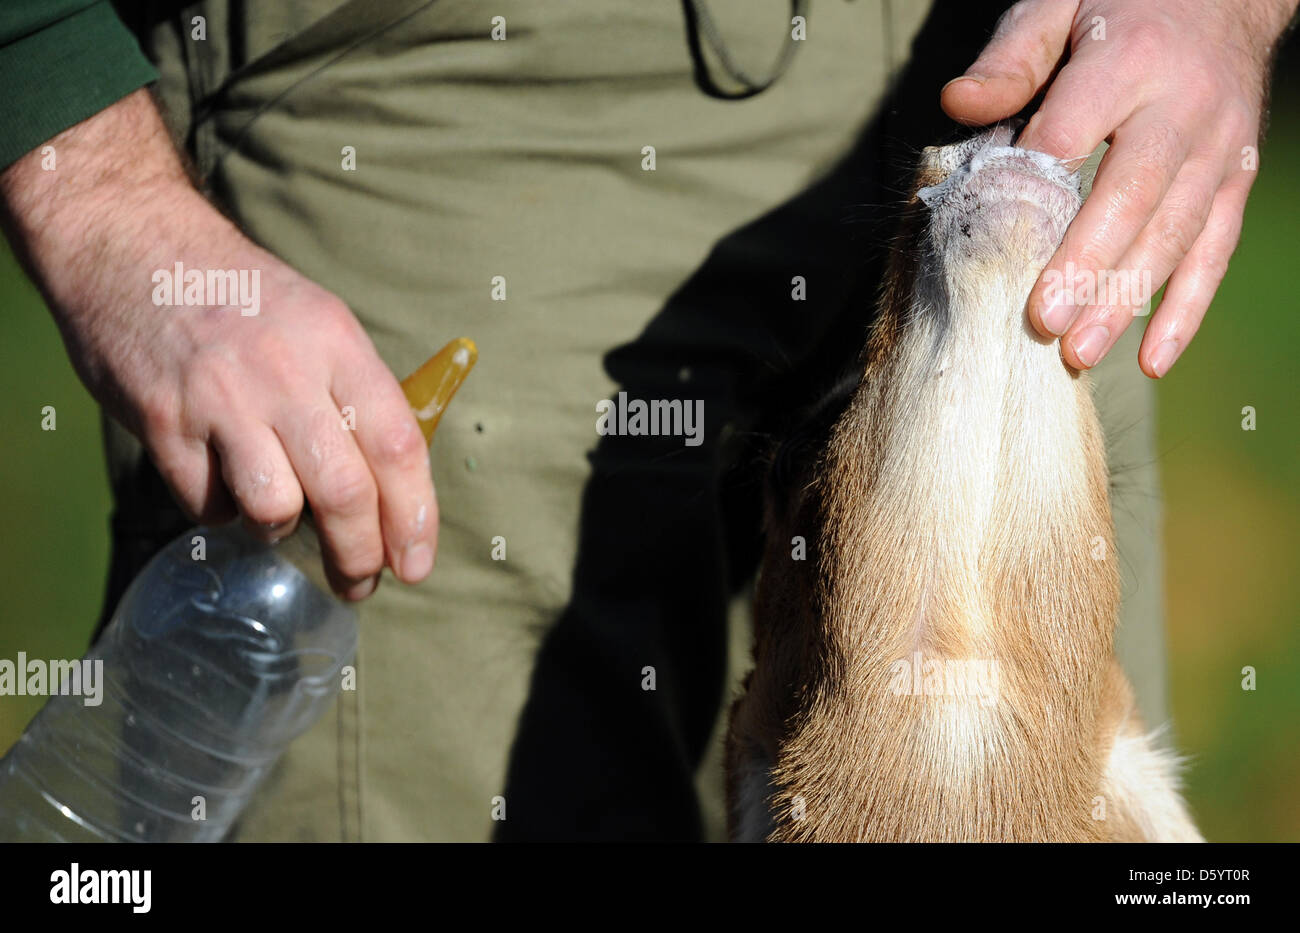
[683,0,810,100]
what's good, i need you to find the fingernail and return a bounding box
[942,73,987,92]
[401,541,434,581]
[1071,325,1110,368]
[265,522,290,543]
[1149,338,1181,378]
[254,518,295,543]
[1040,293,1075,336]
[344,575,379,601]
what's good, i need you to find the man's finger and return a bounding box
[150,436,238,524]
[277,399,384,601]
[210,419,304,539]
[941,0,1079,126]
[1059,154,1220,370]
[1138,180,1250,378]
[1014,8,1172,161]
[333,358,439,586]
[1028,109,1195,345]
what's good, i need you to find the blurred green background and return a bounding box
[2,42,1298,843]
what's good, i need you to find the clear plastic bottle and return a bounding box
[0,525,354,841]
[0,338,476,842]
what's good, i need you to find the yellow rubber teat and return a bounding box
[400,337,478,444]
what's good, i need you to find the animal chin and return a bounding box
[920,145,1081,240]
[955,189,1074,244]
[967,168,1077,221]
[937,167,1081,267]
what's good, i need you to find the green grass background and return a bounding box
[1,52,1297,841]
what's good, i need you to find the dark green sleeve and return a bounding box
[0,1,158,170]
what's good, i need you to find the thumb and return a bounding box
[940,0,1079,126]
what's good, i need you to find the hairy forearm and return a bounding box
[0,89,192,284]
[0,84,260,403]
[1260,0,1300,39]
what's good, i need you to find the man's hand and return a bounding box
[0,89,437,600]
[941,0,1297,376]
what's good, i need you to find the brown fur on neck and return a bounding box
[725,144,1127,842]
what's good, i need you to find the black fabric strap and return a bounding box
[683,0,810,100]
